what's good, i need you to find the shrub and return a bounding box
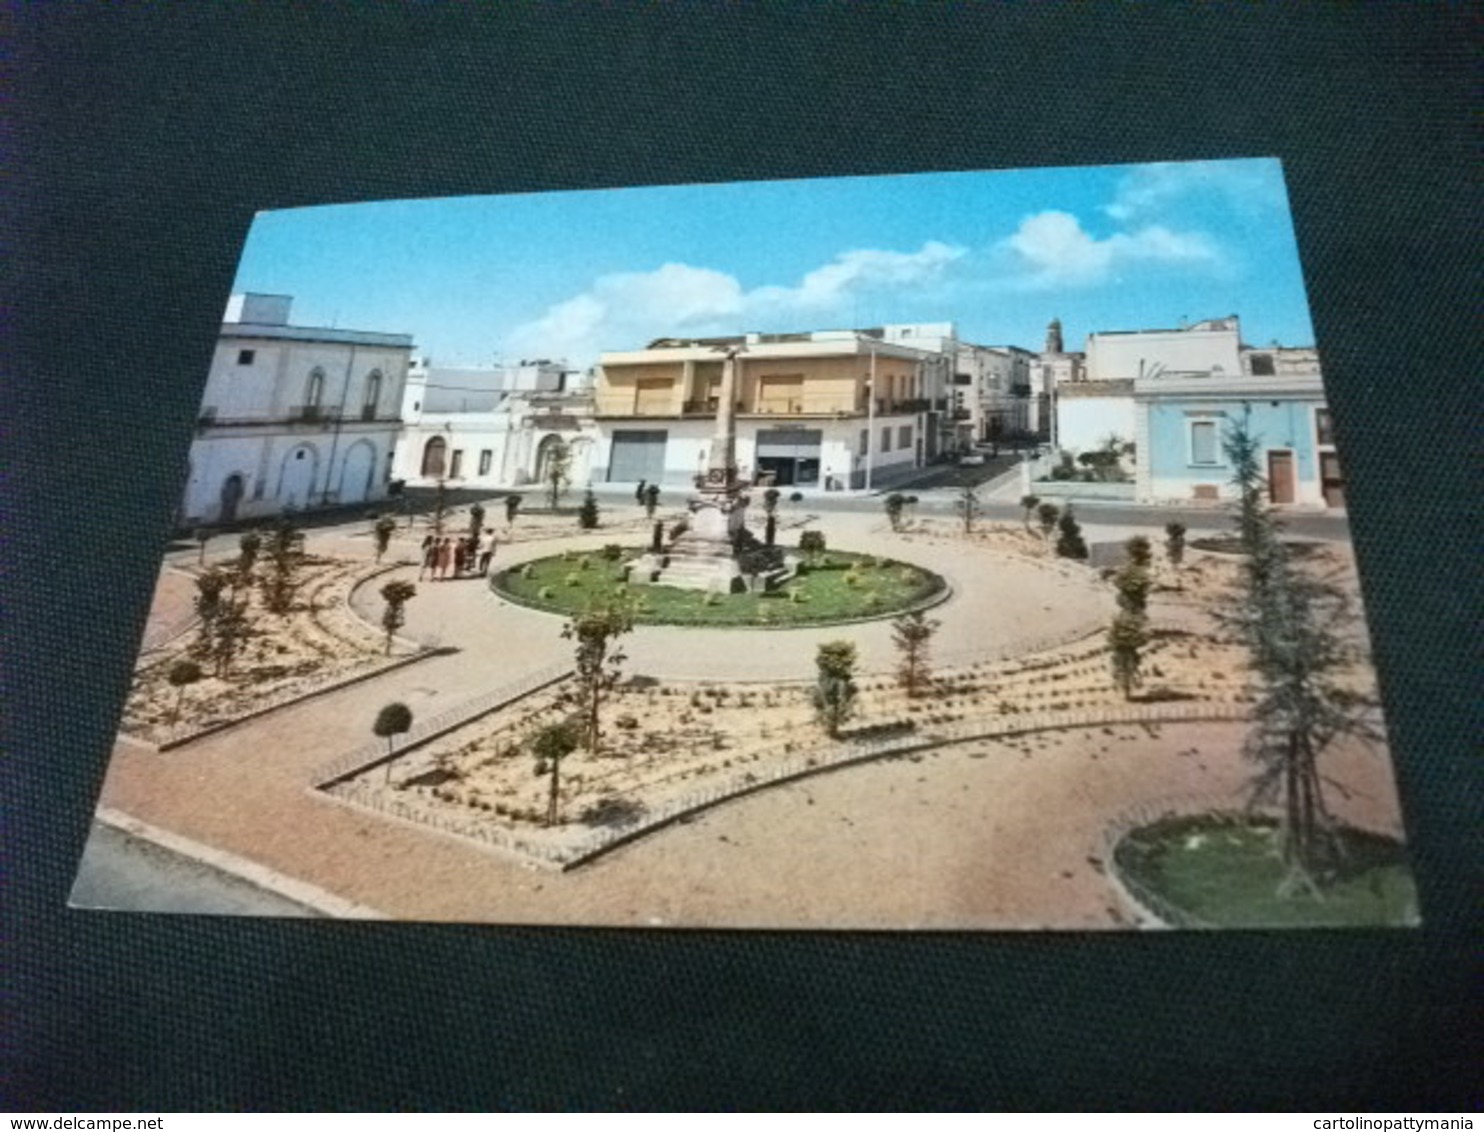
[601,543,624,561]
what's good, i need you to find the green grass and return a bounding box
[491,547,946,627]
[1114,813,1419,928]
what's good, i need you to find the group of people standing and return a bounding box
[419,528,496,581]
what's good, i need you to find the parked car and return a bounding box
[958,453,985,466]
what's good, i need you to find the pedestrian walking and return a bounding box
[478,531,496,575]
[453,537,468,577]
[418,534,436,580]
[635,478,647,506]
[435,536,453,580]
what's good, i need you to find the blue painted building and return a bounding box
[1134,373,1344,509]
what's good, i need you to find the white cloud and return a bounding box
[507,241,964,366]
[750,241,965,312]
[1001,210,1221,289]
[1104,159,1287,222]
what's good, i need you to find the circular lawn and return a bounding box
[1112,812,1418,928]
[491,546,947,628]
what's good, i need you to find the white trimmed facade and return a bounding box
[181,294,413,526]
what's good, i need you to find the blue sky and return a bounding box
[232,158,1315,369]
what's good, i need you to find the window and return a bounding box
[1249,353,1275,376]
[881,427,892,453]
[859,428,869,455]
[362,370,382,420]
[1315,408,1335,446]
[898,425,912,448]
[237,349,255,365]
[449,449,464,479]
[478,449,492,476]
[1190,420,1219,465]
[304,368,325,411]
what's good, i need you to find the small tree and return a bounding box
[372,702,414,783]
[1164,521,1187,589]
[798,529,826,568]
[1036,501,1061,543]
[577,488,600,530]
[166,659,203,732]
[544,440,572,510]
[211,591,252,678]
[237,530,262,576]
[562,602,632,754]
[379,579,417,655]
[1113,544,1153,619]
[194,567,250,677]
[762,487,780,517]
[884,493,907,532]
[372,516,397,563]
[192,569,228,666]
[532,718,582,827]
[1125,534,1153,568]
[1107,611,1148,700]
[892,611,939,698]
[813,641,859,738]
[504,493,523,527]
[1019,494,1041,533]
[261,517,305,614]
[193,527,211,565]
[468,502,486,541]
[1055,506,1088,560]
[956,485,981,535]
[643,483,660,520]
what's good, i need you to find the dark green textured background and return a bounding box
[6,5,1480,1111]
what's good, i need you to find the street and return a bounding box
[70,822,324,917]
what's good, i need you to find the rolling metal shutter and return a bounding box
[607,430,668,483]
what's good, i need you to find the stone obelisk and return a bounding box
[641,345,750,591]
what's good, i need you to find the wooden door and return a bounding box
[1267,450,1296,505]
[1320,451,1345,508]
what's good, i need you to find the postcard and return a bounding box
[70,160,1417,928]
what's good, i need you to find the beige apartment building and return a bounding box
[591,328,952,490]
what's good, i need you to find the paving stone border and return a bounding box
[311,661,573,788]
[137,559,444,751]
[315,690,1251,873]
[153,644,456,752]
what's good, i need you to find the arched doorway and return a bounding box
[219,473,244,524]
[534,434,569,485]
[339,441,377,504]
[421,436,447,478]
[278,444,318,510]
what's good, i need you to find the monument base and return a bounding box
[630,483,750,593]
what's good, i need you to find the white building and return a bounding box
[404,356,572,414]
[1052,316,1245,455]
[181,294,413,526]
[393,390,600,492]
[956,343,1040,445]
